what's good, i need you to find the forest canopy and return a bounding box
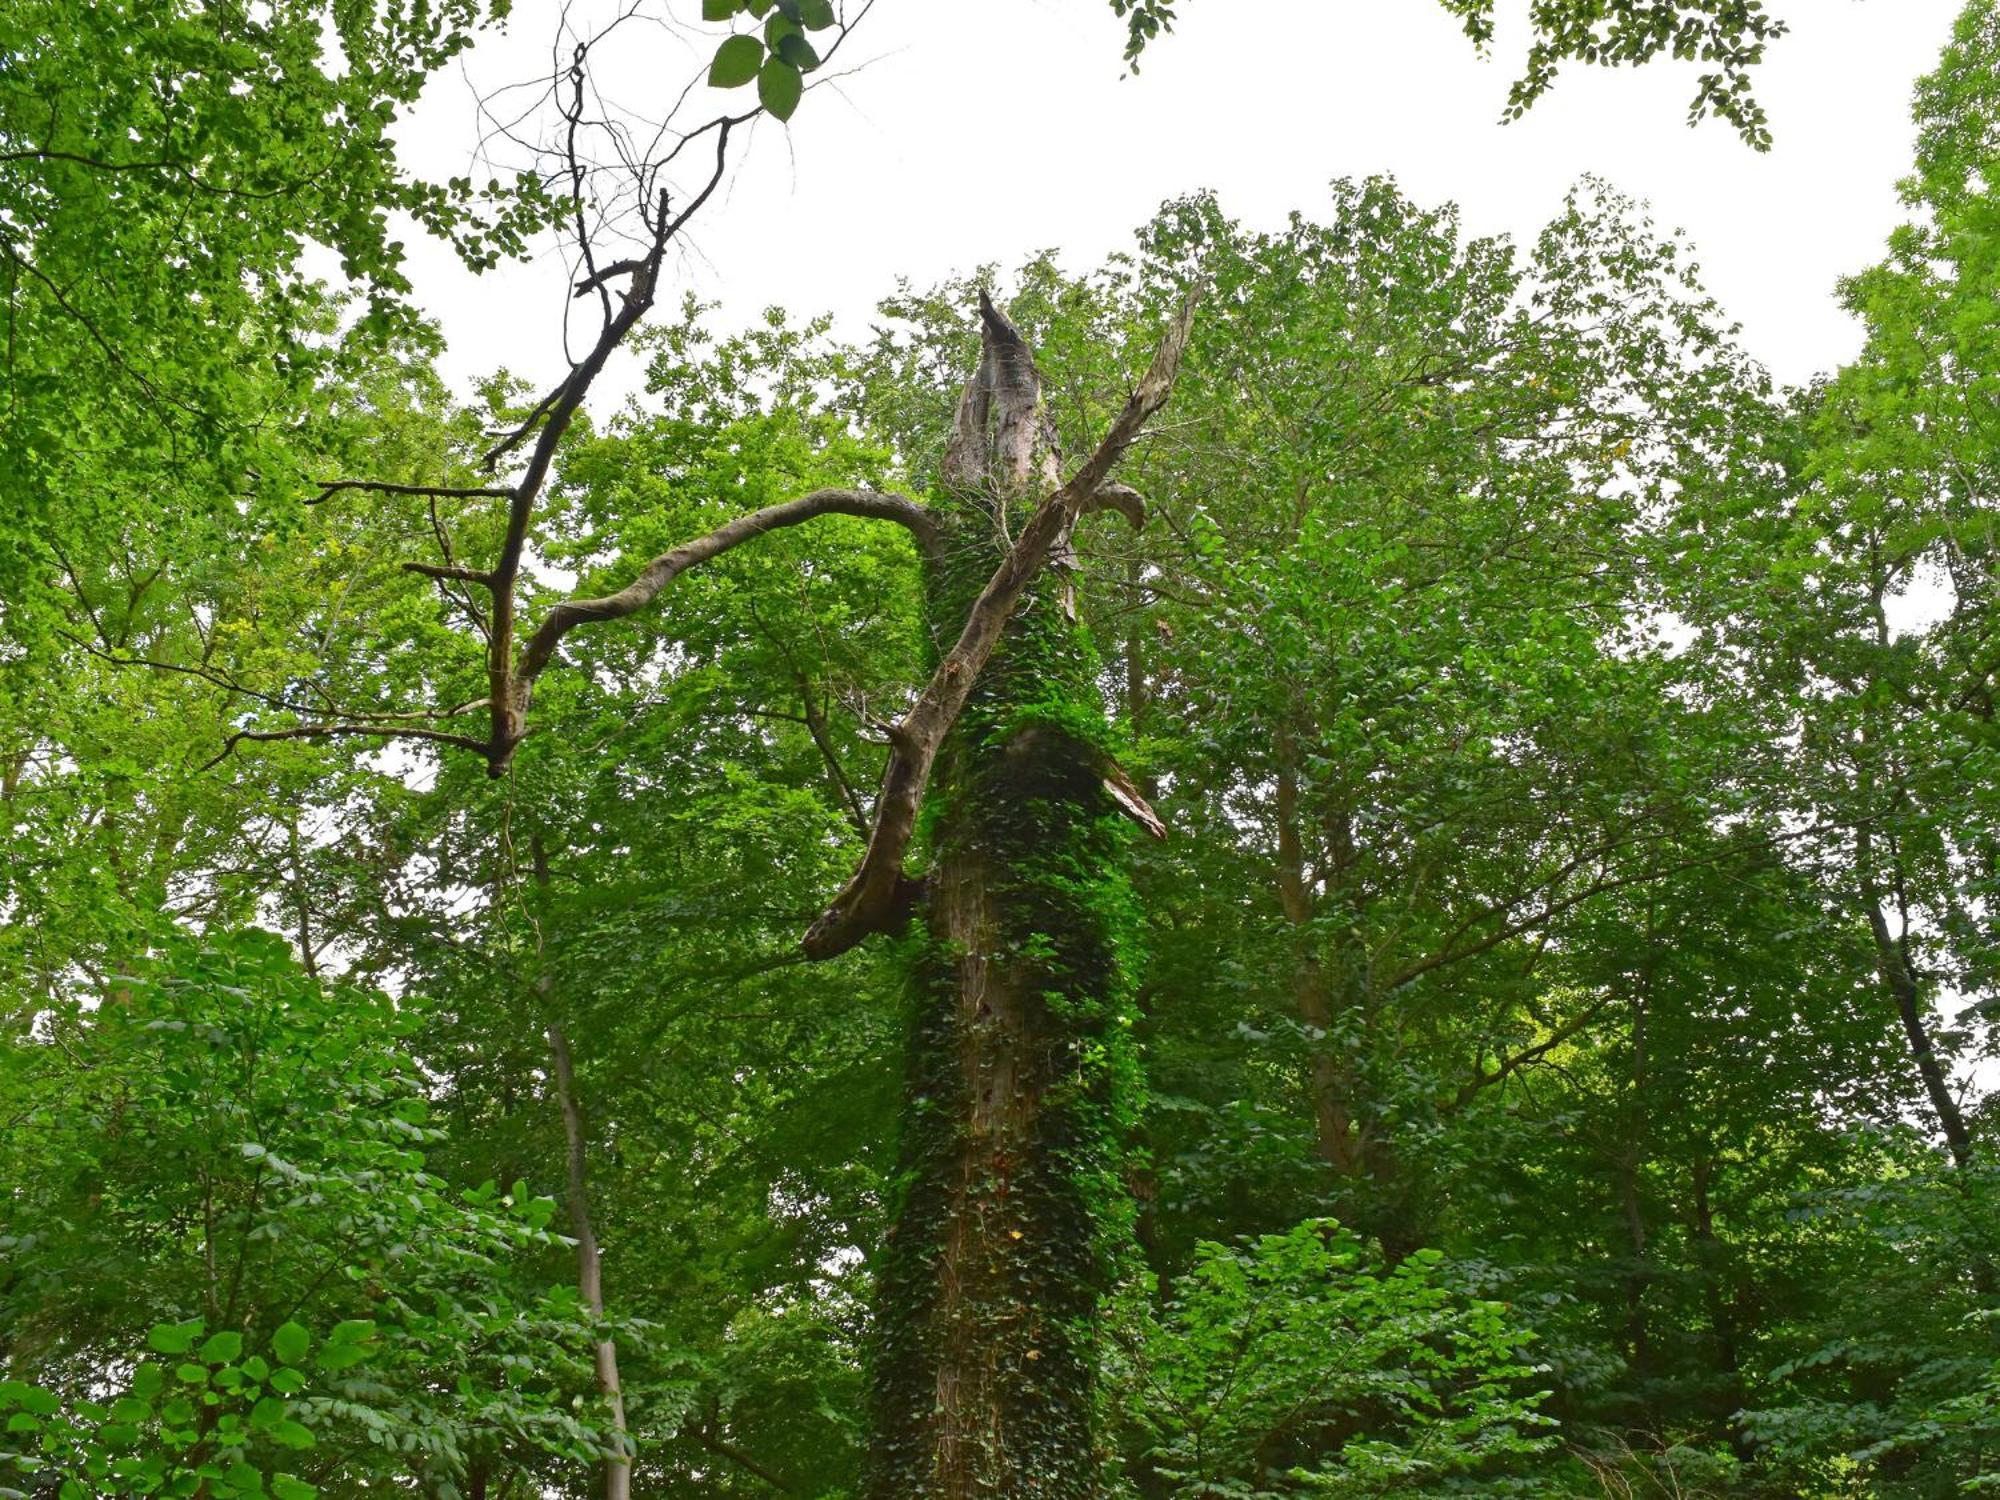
[3,1,1998,1497]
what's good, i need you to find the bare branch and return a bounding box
[514,488,939,686]
[482,383,566,471]
[309,479,513,506]
[1446,991,1614,1113]
[572,256,646,298]
[63,632,324,718]
[484,124,739,767]
[195,723,491,774]
[403,561,497,585]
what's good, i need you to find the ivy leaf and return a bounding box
[708,34,764,88]
[758,57,803,120]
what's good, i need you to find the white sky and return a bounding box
[396,0,1966,402]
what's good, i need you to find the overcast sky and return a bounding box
[395,0,1967,401]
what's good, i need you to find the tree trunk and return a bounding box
[1274,742,1363,1180]
[1857,581,1982,1170]
[548,1022,632,1500]
[1689,1153,1750,1458]
[1616,966,1653,1398]
[1271,737,1427,1257]
[865,305,1142,1498]
[1860,867,1977,1168]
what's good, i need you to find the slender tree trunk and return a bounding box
[865,309,1144,1499]
[1858,858,1977,1167]
[1272,738,1422,1255]
[287,817,318,979]
[1858,576,1982,1170]
[1616,1152,1651,1383]
[547,1023,632,1500]
[1274,740,1363,1180]
[1689,1153,1750,1457]
[1614,961,1653,1403]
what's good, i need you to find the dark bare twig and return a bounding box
[196,723,491,774]
[404,562,497,585]
[309,479,514,506]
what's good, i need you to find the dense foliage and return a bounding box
[5,1,1999,1497]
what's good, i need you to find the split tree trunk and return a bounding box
[865,304,1144,1498]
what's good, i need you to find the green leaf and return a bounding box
[700,0,741,16]
[149,1321,198,1355]
[269,1418,316,1450]
[758,57,803,120]
[798,0,836,27]
[1,1382,60,1417]
[776,33,820,70]
[271,1477,316,1500]
[199,1330,243,1365]
[271,1321,311,1367]
[708,34,764,88]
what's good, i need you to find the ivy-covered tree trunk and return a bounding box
[866,307,1144,1498]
